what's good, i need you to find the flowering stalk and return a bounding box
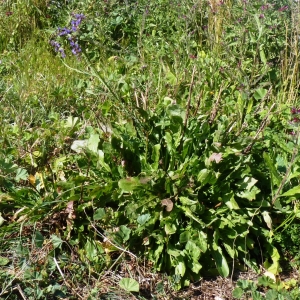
[50,13,85,58]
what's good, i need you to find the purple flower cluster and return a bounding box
[278,5,288,12]
[291,107,300,115]
[51,13,85,58]
[71,13,85,31]
[50,40,66,58]
[261,4,270,11]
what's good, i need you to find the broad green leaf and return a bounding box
[93,208,106,220]
[175,261,186,277]
[0,213,5,226]
[258,275,275,287]
[180,206,206,226]
[237,279,252,290]
[197,231,208,253]
[137,214,151,225]
[165,222,177,235]
[118,177,140,192]
[85,239,98,262]
[190,261,202,274]
[246,237,255,249]
[223,193,239,210]
[223,240,235,258]
[197,169,213,185]
[254,88,267,100]
[163,96,174,106]
[15,168,28,182]
[212,246,229,277]
[119,278,140,292]
[97,150,111,172]
[151,144,161,170]
[265,290,278,300]
[179,231,190,243]
[221,227,237,239]
[182,138,192,159]
[116,225,131,242]
[51,235,63,249]
[267,246,281,275]
[237,176,258,190]
[252,291,263,300]
[259,46,267,65]
[254,14,263,40]
[276,155,286,173]
[53,156,67,172]
[263,152,281,187]
[166,70,177,85]
[281,186,300,197]
[164,132,173,152]
[243,252,260,273]
[167,247,181,257]
[71,140,88,153]
[271,135,293,154]
[185,241,201,260]
[151,244,164,268]
[179,196,198,206]
[65,116,79,128]
[262,211,272,230]
[0,256,9,266]
[166,104,185,120]
[35,231,44,248]
[87,133,99,153]
[237,186,260,201]
[232,287,243,299]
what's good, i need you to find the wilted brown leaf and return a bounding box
[161,198,173,212]
[209,153,223,163]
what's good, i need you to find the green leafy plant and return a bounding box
[1,0,300,298]
[233,275,300,300]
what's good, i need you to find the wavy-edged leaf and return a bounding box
[137,214,151,225]
[15,168,28,182]
[281,186,300,197]
[87,133,99,153]
[118,177,140,192]
[212,246,229,277]
[35,231,44,248]
[119,278,139,292]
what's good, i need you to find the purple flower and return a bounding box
[260,5,269,10]
[50,40,66,58]
[291,107,300,114]
[58,27,72,36]
[278,6,288,12]
[69,40,81,56]
[51,12,85,58]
